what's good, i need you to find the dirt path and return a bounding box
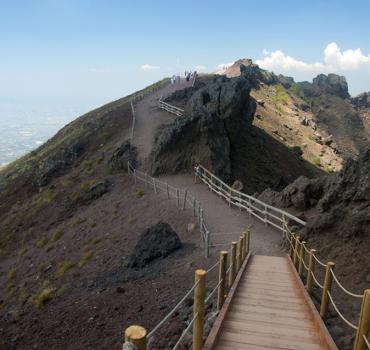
[132,80,284,257]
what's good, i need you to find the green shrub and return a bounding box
[136,189,145,198]
[30,285,56,308]
[57,261,76,277]
[79,179,97,191]
[79,250,94,267]
[96,156,104,164]
[313,156,321,166]
[52,228,64,242]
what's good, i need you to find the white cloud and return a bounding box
[194,65,206,71]
[216,61,234,71]
[256,42,370,74]
[140,64,160,71]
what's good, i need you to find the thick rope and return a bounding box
[312,253,326,267]
[327,291,358,330]
[330,269,364,299]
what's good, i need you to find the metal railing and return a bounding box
[122,231,251,350]
[284,224,370,350]
[158,99,184,116]
[127,162,210,258]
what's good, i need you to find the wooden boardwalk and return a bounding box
[205,255,338,350]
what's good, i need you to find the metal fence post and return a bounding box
[320,261,335,320]
[193,269,206,350]
[306,249,316,294]
[217,251,228,310]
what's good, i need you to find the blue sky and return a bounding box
[1,0,370,110]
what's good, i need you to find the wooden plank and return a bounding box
[237,281,299,292]
[232,296,309,311]
[236,286,301,298]
[232,293,305,306]
[220,330,324,350]
[223,319,319,339]
[216,339,312,350]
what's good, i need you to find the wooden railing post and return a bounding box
[289,233,296,258]
[193,269,206,350]
[153,178,157,194]
[246,230,250,255]
[353,289,370,350]
[298,241,306,277]
[183,190,187,210]
[320,262,335,320]
[176,189,180,208]
[264,205,268,226]
[124,325,147,350]
[217,251,228,310]
[306,249,316,294]
[236,236,243,272]
[293,235,300,267]
[166,183,170,199]
[193,198,196,217]
[229,242,237,287]
[242,232,247,260]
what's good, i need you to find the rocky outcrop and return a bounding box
[81,181,110,204]
[312,74,350,99]
[259,150,370,237]
[128,222,182,268]
[109,141,137,172]
[351,92,370,109]
[150,74,254,181]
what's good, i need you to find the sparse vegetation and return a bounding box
[136,188,145,198]
[52,228,64,242]
[7,267,17,280]
[313,156,321,166]
[79,250,94,267]
[272,84,289,109]
[96,155,104,164]
[57,261,76,277]
[36,236,49,248]
[325,166,334,173]
[29,283,56,308]
[128,217,137,224]
[81,159,94,175]
[80,179,97,191]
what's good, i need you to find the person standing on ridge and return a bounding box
[194,163,201,184]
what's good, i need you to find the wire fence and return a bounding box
[127,162,210,258]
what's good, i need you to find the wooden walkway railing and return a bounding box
[158,99,184,116]
[122,231,251,350]
[284,224,370,350]
[197,164,306,231]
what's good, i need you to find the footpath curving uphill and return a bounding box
[124,80,369,350]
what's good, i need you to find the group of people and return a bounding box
[185,70,197,82]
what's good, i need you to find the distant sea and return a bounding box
[0,101,96,167]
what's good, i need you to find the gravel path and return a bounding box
[132,80,284,257]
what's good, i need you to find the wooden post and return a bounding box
[353,289,370,350]
[193,198,196,217]
[246,230,250,255]
[289,233,296,258]
[248,198,252,218]
[282,214,286,238]
[183,190,187,210]
[236,236,243,272]
[200,208,204,229]
[293,235,300,267]
[217,251,228,310]
[166,183,170,199]
[176,189,180,208]
[242,232,247,260]
[306,249,316,294]
[124,325,147,350]
[205,231,209,258]
[298,240,306,277]
[229,242,237,287]
[320,261,335,320]
[127,162,130,174]
[198,204,201,225]
[264,205,268,226]
[153,178,157,194]
[193,269,206,350]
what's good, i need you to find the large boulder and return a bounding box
[128,222,182,267]
[312,73,349,99]
[351,92,370,109]
[109,141,137,172]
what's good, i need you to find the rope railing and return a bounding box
[283,222,370,350]
[127,162,210,257]
[122,231,251,350]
